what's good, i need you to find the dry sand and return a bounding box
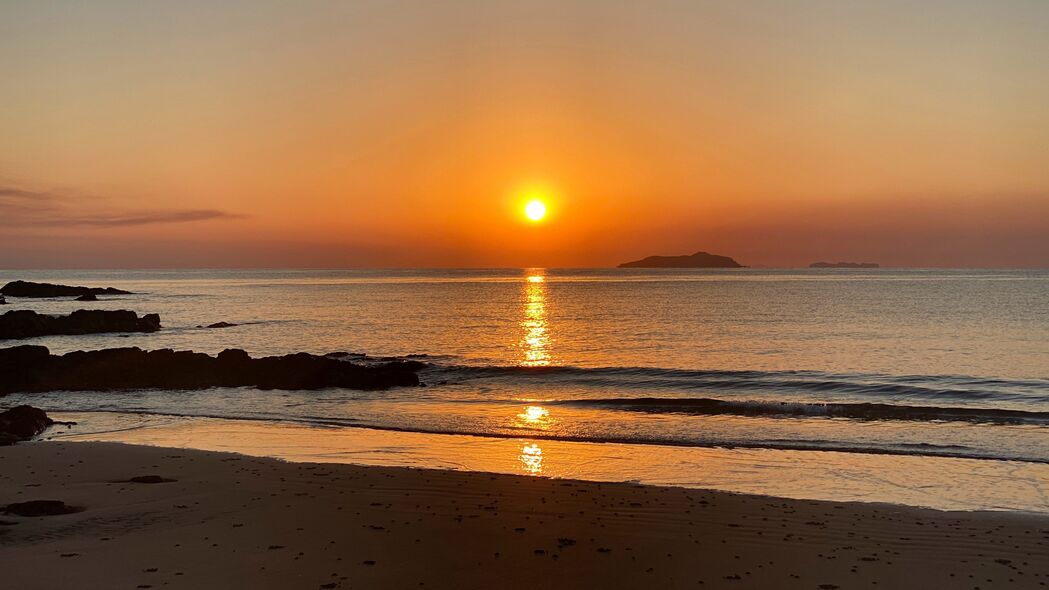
[1,441,1047,589]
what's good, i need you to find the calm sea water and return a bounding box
[3,268,1049,507]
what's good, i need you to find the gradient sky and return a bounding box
[2,0,1047,268]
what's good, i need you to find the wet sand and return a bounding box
[1,441,1047,589]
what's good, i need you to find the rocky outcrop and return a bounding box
[618,251,743,268]
[203,322,237,329]
[75,293,99,301]
[0,310,161,340]
[0,345,423,394]
[0,405,54,445]
[0,280,132,298]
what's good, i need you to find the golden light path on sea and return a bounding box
[519,270,551,366]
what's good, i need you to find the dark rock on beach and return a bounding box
[3,500,79,517]
[618,251,743,268]
[0,280,132,298]
[0,405,54,445]
[0,345,423,395]
[0,309,161,340]
[128,475,176,484]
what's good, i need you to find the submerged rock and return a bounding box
[0,345,423,394]
[75,293,99,301]
[324,351,365,358]
[1,280,132,298]
[0,309,161,339]
[204,321,237,329]
[0,405,54,445]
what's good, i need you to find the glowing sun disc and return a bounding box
[525,200,547,221]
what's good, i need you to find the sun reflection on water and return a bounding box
[519,442,544,475]
[514,405,552,430]
[520,270,551,366]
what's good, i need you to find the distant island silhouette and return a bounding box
[618,251,743,268]
[809,262,880,268]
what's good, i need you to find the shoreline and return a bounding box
[3,440,1048,589]
[34,406,1049,465]
[41,412,1049,514]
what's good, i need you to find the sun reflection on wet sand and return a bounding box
[519,442,544,475]
[57,415,1049,512]
[519,270,552,366]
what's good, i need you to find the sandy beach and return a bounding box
[2,441,1046,589]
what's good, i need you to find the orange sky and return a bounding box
[1,1,1047,268]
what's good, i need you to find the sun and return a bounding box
[524,199,547,222]
[514,181,555,222]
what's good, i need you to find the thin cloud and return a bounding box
[0,187,56,199]
[17,209,243,227]
[0,185,244,228]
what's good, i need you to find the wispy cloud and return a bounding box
[13,209,243,227]
[0,187,57,199]
[0,186,243,228]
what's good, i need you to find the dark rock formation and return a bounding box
[0,405,54,446]
[0,310,161,340]
[0,345,423,394]
[204,321,237,329]
[0,280,132,298]
[809,262,880,268]
[75,293,98,301]
[0,295,6,305]
[618,251,743,268]
[3,500,79,516]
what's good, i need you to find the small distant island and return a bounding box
[809,262,880,269]
[618,251,743,268]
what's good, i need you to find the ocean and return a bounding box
[3,268,1048,511]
